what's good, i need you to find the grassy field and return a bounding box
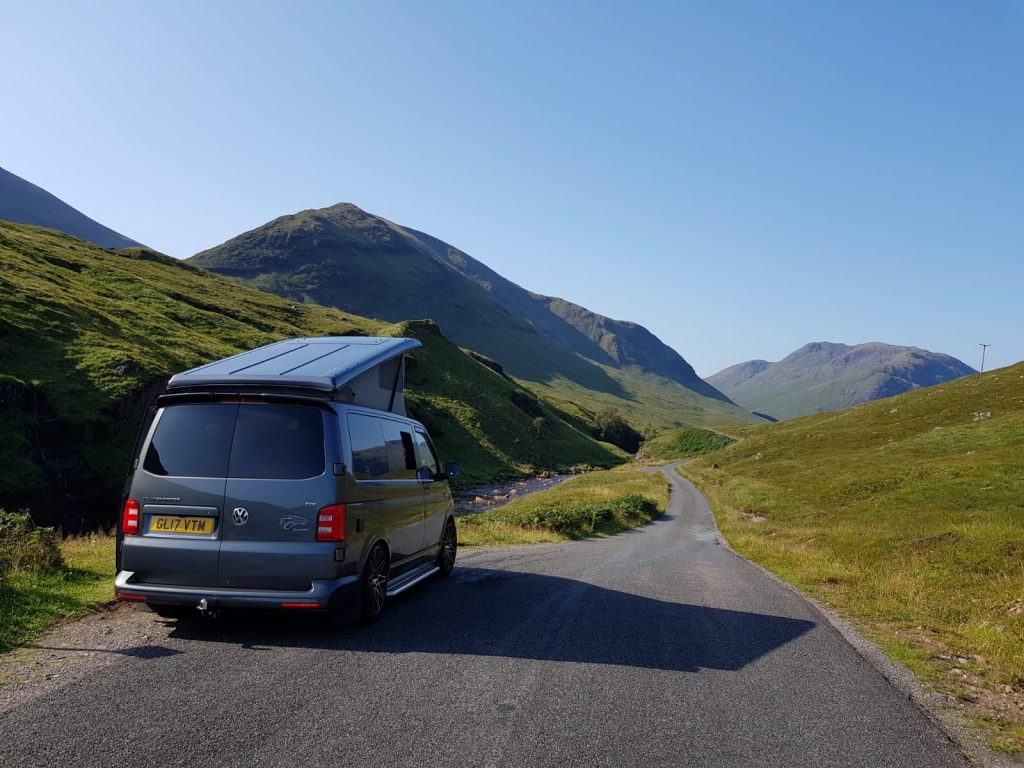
[459,465,669,546]
[0,536,115,653]
[679,362,1024,753]
[639,426,736,459]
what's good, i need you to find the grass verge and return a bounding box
[0,536,116,653]
[677,362,1024,754]
[458,464,668,547]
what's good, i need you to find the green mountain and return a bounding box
[0,166,143,249]
[0,221,624,532]
[707,341,976,420]
[189,203,757,431]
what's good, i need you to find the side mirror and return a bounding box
[416,466,434,482]
[444,462,462,479]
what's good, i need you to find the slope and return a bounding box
[189,203,757,430]
[707,341,975,420]
[682,362,1024,752]
[0,221,624,532]
[0,166,143,249]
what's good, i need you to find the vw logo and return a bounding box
[231,507,249,526]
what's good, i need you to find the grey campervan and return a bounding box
[114,337,460,623]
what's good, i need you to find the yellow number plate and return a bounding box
[150,515,214,535]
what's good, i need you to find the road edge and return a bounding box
[666,464,1017,768]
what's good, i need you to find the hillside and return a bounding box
[0,166,142,249]
[0,221,624,532]
[707,341,975,420]
[681,362,1024,751]
[189,203,758,430]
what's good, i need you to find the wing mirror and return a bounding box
[443,462,462,479]
[416,466,434,482]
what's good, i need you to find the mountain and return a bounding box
[0,220,623,532]
[0,166,143,249]
[189,203,757,430]
[707,342,976,420]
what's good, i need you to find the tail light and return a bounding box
[122,498,141,535]
[316,504,345,542]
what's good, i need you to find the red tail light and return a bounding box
[316,504,345,542]
[122,498,141,535]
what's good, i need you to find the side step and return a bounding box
[387,564,440,597]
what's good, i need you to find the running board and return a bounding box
[387,564,440,597]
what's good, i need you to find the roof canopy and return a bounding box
[166,337,422,415]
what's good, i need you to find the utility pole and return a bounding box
[979,343,991,375]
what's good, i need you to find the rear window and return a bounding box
[228,404,325,479]
[144,404,235,478]
[144,403,325,480]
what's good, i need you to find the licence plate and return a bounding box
[150,515,214,535]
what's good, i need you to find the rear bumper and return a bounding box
[114,570,360,613]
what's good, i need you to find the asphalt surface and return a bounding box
[1,466,969,768]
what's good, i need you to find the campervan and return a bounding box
[114,337,460,623]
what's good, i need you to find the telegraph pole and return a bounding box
[979,343,991,374]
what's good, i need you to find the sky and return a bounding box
[2,0,1022,375]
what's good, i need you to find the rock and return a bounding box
[972,411,992,421]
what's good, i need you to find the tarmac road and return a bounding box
[1,466,969,768]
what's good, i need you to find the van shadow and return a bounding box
[168,568,815,674]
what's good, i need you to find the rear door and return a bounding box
[121,403,236,587]
[218,403,337,591]
[347,413,424,567]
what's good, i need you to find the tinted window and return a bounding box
[349,414,389,480]
[144,404,236,478]
[413,430,439,476]
[383,422,417,479]
[228,404,325,479]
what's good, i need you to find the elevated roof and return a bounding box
[166,337,421,393]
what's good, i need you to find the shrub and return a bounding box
[0,509,65,574]
[487,493,657,535]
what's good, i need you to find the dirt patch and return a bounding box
[0,603,171,714]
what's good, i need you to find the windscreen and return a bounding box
[143,402,325,479]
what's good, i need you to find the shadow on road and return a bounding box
[165,568,815,673]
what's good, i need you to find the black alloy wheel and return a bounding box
[362,543,390,622]
[438,518,457,576]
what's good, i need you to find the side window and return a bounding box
[413,430,439,477]
[382,421,417,479]
[348,414,389,480]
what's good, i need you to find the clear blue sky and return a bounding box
[3,1,1021,375]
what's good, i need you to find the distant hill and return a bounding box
[707,341,976,420]
[0,166,143,249]
[0,221,623,532]
[190,203,757,430]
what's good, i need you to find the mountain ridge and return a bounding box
[0,166,143,249]
[190,202,755,429]
[707,341,976,420]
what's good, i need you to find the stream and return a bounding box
[453,471,576,515]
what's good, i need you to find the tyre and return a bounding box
[361,543,390,623]
[437,517,457,576]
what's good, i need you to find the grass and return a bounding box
[678,362,1024,754]
[0,535,115,653]
[458,464,669,546]
[639,426,736,459]
[0,221,624,531]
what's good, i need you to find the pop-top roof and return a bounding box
[166,337,421,394]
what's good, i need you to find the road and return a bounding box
[1,466,968,768]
